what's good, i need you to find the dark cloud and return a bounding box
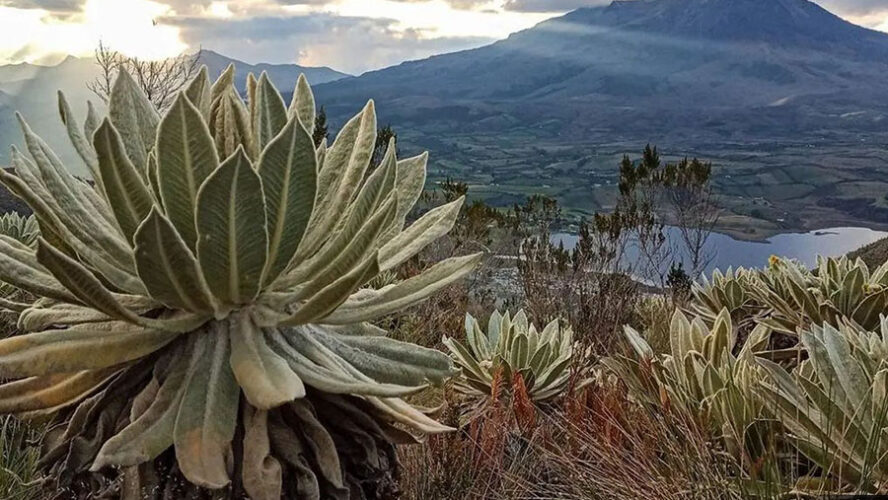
[273,0,338,4]
[166,13,494,74]
[0,0,82,11]
[503,0,607,12]
[326,0,491,10]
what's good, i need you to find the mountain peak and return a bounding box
[561,0,886,52]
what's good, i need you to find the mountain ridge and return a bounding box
[0,51,348,173]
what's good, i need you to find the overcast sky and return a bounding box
[0,0,886,75]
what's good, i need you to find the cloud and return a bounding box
[0,0,83,11]
[815,0,888,16]
[168,12,495,74]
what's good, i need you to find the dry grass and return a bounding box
[400,379,757,500]
[526,384,745,500]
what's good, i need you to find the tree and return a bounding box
[610,145,671,285]
[371,124,398,171]
[87,41,202,111]
[656,157,720,279]
[313,105,330,147]
[606,146,720,282]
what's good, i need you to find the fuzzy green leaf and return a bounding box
[35,239,141,324]
[157,93,220,249]
[0,321,180,378]
[174,328,240,489]
[133,209,214,313]
[288,74,315,136]
[253,72,288,152]
[93,119,154,242]
[108,69,159,172]
[196,148,268,305]
[258,115,317,285]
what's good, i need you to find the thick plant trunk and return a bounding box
[38,360,403,500]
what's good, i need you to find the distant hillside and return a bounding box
[849,237,888,268]
[0,51,348,176]
[312,0,888,233]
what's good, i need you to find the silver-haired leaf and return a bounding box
[174,327,239,489]
[57,91,99,181]
[288,74,315,136]
[147,151,162,204]
[324,253,481,324]
[18,303,115,332]
[108,69,160,172]
[253,72,288,152]
[229,312,304,409]
[35,239,141,324]
[0,321,180,378]
[133,209,214,313]
[379,196,463,271]
[258,115,316,285]
[300,101,376,257]
[0,368,117,414]
[185,66,212,119]
[210,64,235,104]
[393,152,428,228]
[210,88,256,160]
[93,119,154,242]
[0,236,79,304]
[281,255,379,326]
[196,147,268,305]
[247,73,258,126]
[84,100,100,139]
[268,328,424,397]
[157,93,220,249]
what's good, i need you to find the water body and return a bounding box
[552,226,888,274]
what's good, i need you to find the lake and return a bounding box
[551,226,888,275]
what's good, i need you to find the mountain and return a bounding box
[0,52,348,175]
[313,0,888,232]
[198,50,348,93]
[317,0,888,130]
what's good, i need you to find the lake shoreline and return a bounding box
[552,226,888,274]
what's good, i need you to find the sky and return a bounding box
[0,0,887,75]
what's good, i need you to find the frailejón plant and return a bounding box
[692,256,888,337]
[0,66,480,498]
[444,310,574,408]
[757,318,888,492]
[0,213,38,249]
[602,309,774,471]
[0,213,38,304]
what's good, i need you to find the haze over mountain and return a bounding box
[316,0,888,139]
[0,51,347,173]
